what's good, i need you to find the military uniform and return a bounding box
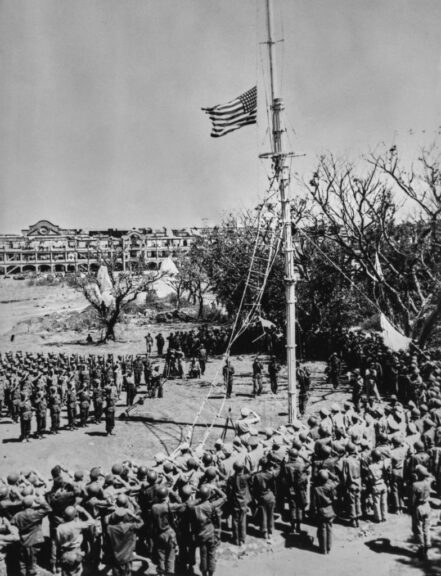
[342,448,361,526]
[19,399,32,442]
[314,476,337,554]
[282,452,310,533]
[268,358,280,394]
[93,385,104,423]
[151,498,184,575]
[34,394,47,438]
[49,392,61,434]
[252,358,264,397]
[66,387,77,430]
[297,365,311,415]
[410,470,432,558]
[125,374,137,407]
[105,388,116,435]
[79,390,90,427]
[223,363,235,399]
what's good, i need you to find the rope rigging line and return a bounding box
[224,205,268,351]
[199,223,283,448]
[186,196,279,444]
[186,193,284,448]
[230,221,283,344]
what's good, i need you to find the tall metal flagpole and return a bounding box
[264,0,297,422]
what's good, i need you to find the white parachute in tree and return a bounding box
[159,257,179,277]
[86,265,116,311]
[155,257,180,298]
[97,265,115,310]
[85,283,103,307]
[97,265,113,294]
[379,314,411,352]
[360,313,411,352]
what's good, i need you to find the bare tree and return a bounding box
[186,249,213,319]
[368,141,441,344]
[73,249,165,342]
[305,149,441,345]
[163,255,191,311]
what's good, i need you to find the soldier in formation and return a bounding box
[0,352,157,440]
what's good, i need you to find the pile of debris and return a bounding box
[154,309,194,323]
[11,306,103,334]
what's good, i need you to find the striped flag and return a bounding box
[203,86,257,138]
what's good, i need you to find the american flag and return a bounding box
[203,86,257,138]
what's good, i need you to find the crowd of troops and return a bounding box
[222,355,311,414]
[0,351,168,441]
[1,332,441,575]
[152,323,284,361]
[0,332,298,443]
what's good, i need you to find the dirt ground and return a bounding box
[1,281,441,576]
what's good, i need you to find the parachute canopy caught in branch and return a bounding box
[159,257,179,277]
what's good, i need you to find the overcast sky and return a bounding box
[1,0,440,233]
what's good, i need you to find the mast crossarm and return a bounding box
[259,152,295,159]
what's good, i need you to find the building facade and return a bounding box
[0,220,199,275]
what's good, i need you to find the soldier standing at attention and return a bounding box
[151,367,164,398]
[156,333,165,357]
[327,352,341,389]
[48,387,61,434]
[145,332,154,356]
[198,345,208,376]
[282,448,310,534]
[176,348,185,379]
[114,361,123,399]
[79,388,90,427]
[252,356,264,397]
[297,362,311,416]
[34,391,47,439]
[410,465,433,559]
[223,360,235,400]
[11,382,21,423]
[252,458,277,541]
[268,356,280,394]
[143,357,152,394]
[350,369,364,412]
[66,382,77,430]
[93,382,104,424]
[227,462,250,547]
[134,356,143,388]
[342,443,362,527]
[125,372,137,407]
[367,449,388,523]
[19,395,32,443]
[104,385,116,436]
[314,469,338,554]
